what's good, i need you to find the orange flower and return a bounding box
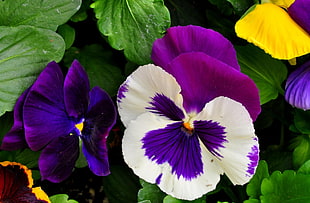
[0,161,50,203]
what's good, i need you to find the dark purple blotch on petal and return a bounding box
[151,25,240,71]
[117,82,129,103]
[142,122,203,180]
[39,133,79,183]
[166,52,261,120]
[81,86,117,176]
[156,173,163,184]
[1,88,30,150]
[64,60,90,119]
[246,144,259,176]
[288,0,310,34]
[285,60,310,110]
[146,93,185,121]
[194,120,227,158]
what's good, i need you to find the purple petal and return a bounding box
[151,25,240,71]
[81,86,116,176]
[146,93,185,121]
[285,60,310,109]
[142,122,203,180]
[64,60,90,118]
[166,52,261,121]
[39,134,79,183]
[23,61,75,151]
[288,0,310,34]
[194,120,227,158]
[1,89,30,150]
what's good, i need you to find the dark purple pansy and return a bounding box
[288,0,310,34]
[285,60,310,110]
[0,161,50,203]
[118,25,260,201]
[1,60,116,183]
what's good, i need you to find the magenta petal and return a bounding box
[64,60,90,118]
[288,0,310,33]
[23,61,75,151]
[285,60,310,109]
[1,89,30,150]
[39,134,79,183]
[167,52,261,121]
[151,25,240,71]
[81,86,116,176]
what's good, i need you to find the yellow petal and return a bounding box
[261,0,295,8]
[32,187,51,203]
[235,3,310,60]
[0,161,34,188]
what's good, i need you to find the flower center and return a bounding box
[182,122,194,134]
[75,121,84,132]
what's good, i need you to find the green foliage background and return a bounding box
[0,0,309,202]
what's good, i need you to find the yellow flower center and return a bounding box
[75,122,84,132]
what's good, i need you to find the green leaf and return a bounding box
[137,179,166,203]
[63,44,124,96]
[293,109,310,134]
[57,24,76,50]
[261,170,310,203]
[102,165,140,203]
[91,0,170,65]
[50,194,78,203]
[0,0,81,31]
[246,160,269,200]
[298,160,310,175]
[226,0,255,16]
[0,25,65,116]
[163,195,206,203]
[290,135,310,168]
[0,112,13,142]
[236,44,287,105]
[15,149,40,169]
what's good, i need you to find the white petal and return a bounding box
[117,64,183,127]
[195,96,259,185]
[123,112,223,200]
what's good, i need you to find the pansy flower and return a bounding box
[285,60,310,109]
[1,60,117,183]
[0,161,50,203]
[117,25,261,200]
[235,0,310,61]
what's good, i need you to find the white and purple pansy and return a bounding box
[117,25,261,200]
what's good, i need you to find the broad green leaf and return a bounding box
[91,0,171,65]
[226,0,256,15]
[293,109,310,134]
[63,44,124,96]
[0,0,81,31]
[261,170,310,203]
[163,195,206,203]
[57,24,76,50]
[137,179,166,203]
[102,165,140,203]
[0,112,13,141]
[290,135,310,168]
[246,160,269,199]
[236,44,287,105]
[298,160,310,175]
[15,149,40,169]
[50,194,78,203]
[0,25,65,116]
